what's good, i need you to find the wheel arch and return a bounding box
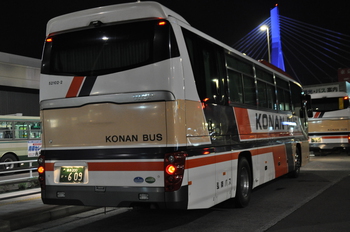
[0,152,19,161]
[237,151,253,182]
[296,143,302,164]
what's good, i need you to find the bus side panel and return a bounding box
[215,152,235,205]
[184,100,211,145]
[185,145,293,209]
[272,145,289,178]
[251,150,276,187]
[186,155,216,209]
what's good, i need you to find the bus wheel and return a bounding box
[289,148,301,178]
[235,157,252,208]
[0,154,17,170]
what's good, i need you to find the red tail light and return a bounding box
[164,152,187,192]
[37,155,46,189]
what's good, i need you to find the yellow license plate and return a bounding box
[311,137,322,143]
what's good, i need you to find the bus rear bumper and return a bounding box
[41,185,188,209]
[310,143,350,151]
[310,143,350,155]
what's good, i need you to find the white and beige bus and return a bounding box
[308,91,350,154]
[38,1,310,209]
[0,115,41,170]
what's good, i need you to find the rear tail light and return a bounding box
[37,155,45,189]
[158,21,167,26]
[348,135,350,144]
[164,152,187,192]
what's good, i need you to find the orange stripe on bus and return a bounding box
[187,155,216,169]
[187,152,239,169]
[240,132,304,140]
[234,107,252,135]
[272,145,288,177]
[322,136,347,139]
[44,145,287,173]
[187,146,284,169]
[66,76,85,98]
[45,163,55,171]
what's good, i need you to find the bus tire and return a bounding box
[289,148,301,178]
[235,157,252,208]
[0,154,17,170]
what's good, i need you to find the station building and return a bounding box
[0,52,40,116]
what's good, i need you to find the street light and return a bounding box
[260,25,271,63]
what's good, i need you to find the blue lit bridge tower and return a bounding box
[270,5,285,71]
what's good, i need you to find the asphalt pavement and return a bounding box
[0,188,96,231]
[1,158,350,232]
[266,174,350,232]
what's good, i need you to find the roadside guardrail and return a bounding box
[0,160,38,185]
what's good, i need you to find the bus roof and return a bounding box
[45,1,299,87]
[0,115,40,121]
[46,1,189,35]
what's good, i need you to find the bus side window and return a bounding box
[276,77,290,111]
[243,75,256,105]
[257,81,269,108]
[30,122,42,139]
[290,82,302,111]
[4,130,12,138]
[227,70,243,103]
[256,69,275,109]
[0,121,13,139]
[182,28,226,105]
[14,122,29,139]
[226,53,255,106]
[202,49,225,104]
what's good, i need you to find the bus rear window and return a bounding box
[41,20,179,76]
[312,97,350,111]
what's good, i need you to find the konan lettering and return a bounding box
[105,134,163,143]
[256,113,295,130]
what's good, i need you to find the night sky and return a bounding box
[1,0,349,82]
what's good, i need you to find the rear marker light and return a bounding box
[38,166,45,174]
[37,154,46,189]
[164,152,187,192]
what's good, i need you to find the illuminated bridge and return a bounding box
[232,5,350,85]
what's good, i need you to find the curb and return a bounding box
[2,205,97,231]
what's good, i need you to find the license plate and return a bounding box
[311,137,322,143]
[60,166,85,183]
